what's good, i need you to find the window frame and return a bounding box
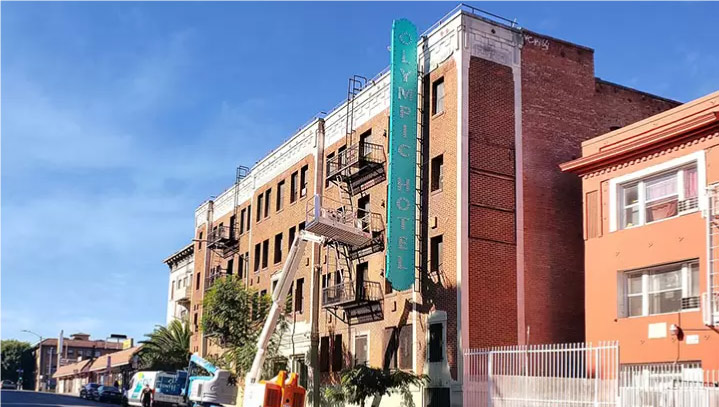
[432,77,445,116]
[431,154,444,192]
[620,260,700,318]
[276,180,285,212]
[300,165,309,198]
[274,233,283,264]
[353,332,369,367]
[609,151,705,232]
[290,171,299,203]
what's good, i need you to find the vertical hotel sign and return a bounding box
[385,18,418,291]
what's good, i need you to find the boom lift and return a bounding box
[186,353,238,407]
[243,229,325,407]
[243,194,379,407]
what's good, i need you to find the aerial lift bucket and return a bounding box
[243,371,305,407]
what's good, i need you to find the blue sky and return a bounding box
[2,2,718,343]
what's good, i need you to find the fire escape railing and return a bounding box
[326,142,385,182]
[322,280,383,307]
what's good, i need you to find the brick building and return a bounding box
[188,5,677,406]
[561,91,719,370]
[31,333,123,391]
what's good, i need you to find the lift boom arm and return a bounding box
[245,230,324,387]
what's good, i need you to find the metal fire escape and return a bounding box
[205,166,250,290]
[704,184,719,326]
[311,76,387,324]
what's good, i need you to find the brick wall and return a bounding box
[519,30,679,345]
[467,56,518,348]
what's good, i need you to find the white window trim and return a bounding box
[609,150,706,232]
[352,331,370,366]
[621,260,700,318]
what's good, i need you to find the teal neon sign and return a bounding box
[385,18,418,291]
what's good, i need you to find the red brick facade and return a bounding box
[466,31,679,349]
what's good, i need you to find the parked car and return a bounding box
[97,386,122,403]
[80,383,100,399]
[1,380,15,389]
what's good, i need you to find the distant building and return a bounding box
[53,345,143,395]
[32,333,124,391]
[163,243,194,324]
[561,91,719,369]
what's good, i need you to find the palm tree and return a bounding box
[138,319,191,371]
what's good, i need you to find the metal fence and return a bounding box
[619,363,719,407]
[464,342,719,407]
[464,342,619,407]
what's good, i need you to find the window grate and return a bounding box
[682,296,700,310]
[678,196,699,212]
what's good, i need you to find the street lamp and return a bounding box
[21,330,43,392]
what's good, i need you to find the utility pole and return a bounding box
[21,330,43,392]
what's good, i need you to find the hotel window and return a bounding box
[239,208,246,234]
[262,239,269,269]
[430,235,443,274]
[254,243,261,272]
[332,334,343,372]
[247,205,251,231]
[274,233,283,264]
[226,258,234,276]
[337,145,347,170]
[229,215,236,240]
[431,154,444,192]
[620,260,700,318]
[326,152,335,187]
[196,273,200,290]
[354,334,368,366]
[300,165,309,197]
[276,180,285,212]
[288,226,296,250]
[295,278,304,313]
[238,253,245,279]
[320,336,330,372]
[618,163,699,229]
[290,171,299,203]
[382,328,398,369]
[432,77,445,115]
[264,189,271,218]
[256,194,263,222]
[198,232,203,249]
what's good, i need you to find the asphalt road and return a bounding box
[0,390,110,407]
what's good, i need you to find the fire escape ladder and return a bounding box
[209,166,249,259]
[345,75,367,146]
[704,184,719,326]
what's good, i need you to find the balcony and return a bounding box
[207,225,239,257]
[326,142,386,195]
[322,280,383,324]
[176,286,192,306]
[346,210,385,260]
[305,195,373,247]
